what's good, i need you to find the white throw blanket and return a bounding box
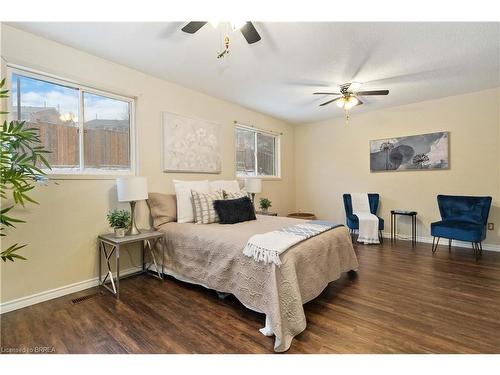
[243,221,338,266]
[351,193,380,244]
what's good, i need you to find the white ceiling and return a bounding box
[9,22,500,124]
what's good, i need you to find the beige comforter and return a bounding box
[157,215,359,352]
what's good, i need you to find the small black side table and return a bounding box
[391,210,418,247]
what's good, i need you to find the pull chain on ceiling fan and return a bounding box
[314,82,389,123]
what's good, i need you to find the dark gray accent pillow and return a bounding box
[213,197,256,224]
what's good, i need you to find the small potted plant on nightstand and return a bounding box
[107,209,131,238]
[259,198,272,214]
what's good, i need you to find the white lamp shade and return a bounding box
[116,177,148,202]
[245,178,262,194]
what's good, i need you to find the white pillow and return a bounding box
[209,180,240,194]
[173,180,210,223]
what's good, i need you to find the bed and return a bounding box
[156,214,359,352]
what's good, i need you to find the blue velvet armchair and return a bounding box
[431,195,492,259]
[343,193,384,243]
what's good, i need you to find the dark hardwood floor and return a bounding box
[2,240,500,354]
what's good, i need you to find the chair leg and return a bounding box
[471,242,479,260]
[472,242,480,260]
[379,230,383,244]
[432,237,440,253]
[472,242,483,260]
[448,239,452,252]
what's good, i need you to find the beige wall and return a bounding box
[295,88,500,245]
[0,25,296,303]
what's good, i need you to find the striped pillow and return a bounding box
[223,189,248,200]
[191,190,224,224]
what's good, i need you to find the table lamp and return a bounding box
[245,178,262,205]
[116,176,148,235]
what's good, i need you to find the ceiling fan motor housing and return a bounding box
[340,83,352,94]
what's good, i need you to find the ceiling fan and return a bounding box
[314,82,389,109]
[182,22,261,44]
[313,82,389,122]
[182,22,261,59]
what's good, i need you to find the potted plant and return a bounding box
[1,78,53,262]
[107,209,131,238]
[259,198,272,213]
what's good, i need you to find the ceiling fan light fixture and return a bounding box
[344,96,359,110]
[335,95,359,110]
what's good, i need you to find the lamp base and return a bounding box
[126,201,141,236]
[126,226,141,236]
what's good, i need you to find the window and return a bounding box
[235,125,280,178]
[9,67,135,176]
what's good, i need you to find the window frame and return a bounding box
[6,65,136,179]
[234,124,281,180]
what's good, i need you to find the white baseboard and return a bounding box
[0,266,142,314]
[380,231,500,252]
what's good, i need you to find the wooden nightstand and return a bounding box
[256,211,278,216]
[98,229,165,299]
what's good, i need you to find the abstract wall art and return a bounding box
[370,132,449,172]
[162,112,221,173]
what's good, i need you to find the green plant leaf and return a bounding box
[0,77,54,262]
[0,243,28,262]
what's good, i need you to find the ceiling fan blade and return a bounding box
[313,92,341,95]
[319,97,342,106]
[240,22,261,44]
[181,22,207,34]
[355,96,363,106]
[356,90,389,96]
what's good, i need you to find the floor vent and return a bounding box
[71,292,101,304]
